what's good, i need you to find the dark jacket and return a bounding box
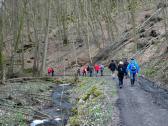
[87,65,94,72]
[109,62,116,71]
[117,64,124,78]
[123,61,129,71]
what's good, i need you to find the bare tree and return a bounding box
[41,0,51,75]
[0,0,5,81]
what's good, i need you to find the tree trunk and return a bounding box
[0,0,5,82]
[41,0,51,75]
[85,0,92,64]
[162,0,168,46]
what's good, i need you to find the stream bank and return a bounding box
[31,83,73,126]
[0,77,74,126]
[0,77,119,126]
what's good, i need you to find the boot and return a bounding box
[131,79,134,86]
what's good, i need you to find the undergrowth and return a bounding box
[68,77,117,126]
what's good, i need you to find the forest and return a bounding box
[0,0,168,126]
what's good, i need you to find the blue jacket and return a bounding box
[127,59,140,74]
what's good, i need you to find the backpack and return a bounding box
[130,64,137,71]
[87,66,90,71]
[100,65,104,70]
[118,67,124,73]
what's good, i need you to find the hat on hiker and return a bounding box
[119,61,124,65]
[131,57,136,60]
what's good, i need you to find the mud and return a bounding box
[116,78,168,126]
[139,77,168,109]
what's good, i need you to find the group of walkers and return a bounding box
[48,58,140,88]
[109,58,140,88]
[77,63,105,77]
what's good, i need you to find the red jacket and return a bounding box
[48,67,52,73]
[94,64,100,71]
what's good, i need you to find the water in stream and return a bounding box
[31,84,73,126]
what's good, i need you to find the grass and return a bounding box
[0,112,27,126]
[0,80,56,126]
[0,76,117,126]
[23,68,33,74]
[68,77,117,126]
[143,67,157,77]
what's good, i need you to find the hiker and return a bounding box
[77,68,81,76]
[117,61,125,88]
[108,60,117,79]
[127,58,140,86]
[82,65,87,76]
[100,64,105,76]
[87,64,94,77]
[123,59,129,78]
[48,67,52,76]
[75,65,81,76]
[94,64,100,77]
[51,68,54,76]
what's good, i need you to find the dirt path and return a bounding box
[117,78,168,126]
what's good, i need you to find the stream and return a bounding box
[31,84,73,126]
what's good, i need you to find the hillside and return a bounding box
[93,4,168,88]
[1,1,168,126]
[0,1,167,88]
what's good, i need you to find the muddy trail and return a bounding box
[116,77,168,126]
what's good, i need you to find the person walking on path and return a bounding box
[51,68,54,76]
[127,58,140,86]
[82,65,87,77]
[117,61,125,88]
[123,59,129,78]
[100,64,104,76]
[76,66,81,76]
[48,67,52,76]
[94,64,100,77]
[108,60,117,79]
[87,64,94,77]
